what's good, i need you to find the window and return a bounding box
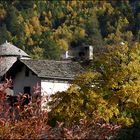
[79,51,85,57]
[85,46,89,51]
[24,87,31,95]
[25,67,29,77]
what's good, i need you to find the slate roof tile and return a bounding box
[0,42,30,57]
[20,59,84,80]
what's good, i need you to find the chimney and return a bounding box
[88,45,93,60]
[61,50,73,60]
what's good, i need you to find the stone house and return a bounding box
[4,59,83,97]
[61,44,93,60]
[0,42,93,98]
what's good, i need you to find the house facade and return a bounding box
[5,59,83,98]
[0,42,86,100]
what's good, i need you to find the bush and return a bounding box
[0,79,49,139]
[0,79,122,139]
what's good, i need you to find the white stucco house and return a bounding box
[0,41,92,102]
[4,59,83,98]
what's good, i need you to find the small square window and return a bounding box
[79,52,85,57]
[24,87,31,95]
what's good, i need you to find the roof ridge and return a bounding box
[18,58,83,79]
[0,42,30,57]
[20,59,79,63]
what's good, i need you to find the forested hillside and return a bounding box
[0,0,140,59]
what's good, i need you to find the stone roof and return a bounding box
[0,42,30,58]
[20,59,84,80]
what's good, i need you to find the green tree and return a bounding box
[48,72,111,126]
[31,47,44,59]
[43,39,61,60]
[84,10,103,49]
[49,42,140,126]
[93,43,140,125]
[5,6,22,36]
[1,0,140,60]
[0,24,11,44]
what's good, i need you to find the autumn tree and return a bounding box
[48,72,110,126]
[93,42,140,125]
[49,42,140,126]
[0,0,140,59]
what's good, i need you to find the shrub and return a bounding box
[0,79,50,139]
[0,79,122,139]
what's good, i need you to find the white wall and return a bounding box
[12,66,72,110]
[41,80,70,96]
[13,66,71,96]
[41,80,70,110]
[13,66,41,95]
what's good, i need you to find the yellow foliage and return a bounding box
[24,23,31,37]
[0,5,6,20]
[28,24,34,34]
[80,28,86,37]
[59,12,64,18]
[74,71,99,87]
[27,38,34,46]
[44,16,50,24]
[17,14,24,24]
[48,11,52,18]
[71,0,77,7]
[54,26,73,43]
[117,17,129,31]
[66,4,72,12]
[117,116,134,126]
[32,47,44,59]
[60,1,66,5]
[79,17,84,23]
[33,4,37,9]
[72,12,77,18]
[30,16,42,33]
[57,39,68,51]
[74,27,86,40]
[97,1,114,15]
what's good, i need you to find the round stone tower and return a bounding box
[0,41,30,77]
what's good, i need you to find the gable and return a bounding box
[3,60,37,80]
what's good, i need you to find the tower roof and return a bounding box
[0,42,30,58]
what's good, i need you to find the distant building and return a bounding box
[61,44,93,61]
